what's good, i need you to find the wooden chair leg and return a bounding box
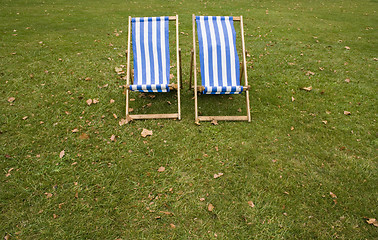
[189,49,194,90]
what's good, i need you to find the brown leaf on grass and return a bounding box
[170,73,174,80]
[160,211,173,216]
[302,86,313,91]
[170,223,176,229]
[200,198,205,201]
[213,173,224,179]
[59,150,65,158]
[113,113,118,119]
[92,99,99,104]
[158,166,165,172]
[344,111,351,115]
[208,203,214,212]
[85,77,91,81]
[119,118,127,126]
[322,120,328,124]
[291,96,295,102]
[345,78,351,83]
[141,128,153,138]
[45,192,53,198]
[110,99,115,104]
[114,66,123,74]
[211,120,218,125]
[8,97,15,103]
[237,108,242,112]
[128,108,134,112]
[329,192,337,198]
[5,168,14,177]
[79,133,89,139]
[22,116,28,120]
[130,98,135,101]
[146,103,152,108]
[72,128,79,133]
[344,46,350,50]
[248,201,255,208]
[53,214,58,219]
[167,101,172,105]
[305,71,315,76]
[366,218,378,227]
[110,134,116,142]
[86,99,93,105]
[195,121,201,126]
[290,126,294,131]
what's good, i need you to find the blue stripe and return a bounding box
[220,19,232,87]
[212,17,223,86]
[204,18,214,88]
[132,21,138,84]
[230,17,241,86]
[164,17,170,83]
[156,17,163,84]
[196,17,206,87]
[148,20,155,84]
[139,21,146,84]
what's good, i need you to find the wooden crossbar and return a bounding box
[198,116,248,121]
[130,114,179,120]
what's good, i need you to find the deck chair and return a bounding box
[125,16,181,123]
[190,15,251,122]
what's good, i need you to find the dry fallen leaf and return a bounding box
[86,99,93,105]
[72,128,79,133]
[302,86,313,91]
[170,73,174,80]
[329,192,337,198]
[213,173,224,179]
[345,78,351,83]
[119,118,127,126]
[92,99,99,104]
[141,128,153,138]
[110,99,115,104]
[344,111,351,115]
[8,97,15,103]
[211,119,218,125]
[45,192,53,198]
[322,120,328,124]
[305,71,315,76]
[59,150,65,159]
[366,218,378,227]
[113,113,118,119]
[248,201,255,208]
[158,166,165,172]
[22,116,28,120]
[208,203,214,212]
[291,96,295,102]
[85,77,91,81]
[200,198,205,201]
[237,108,242,112]
[344,46,350,50]
[110,134,116,142]
[170,223,176,229]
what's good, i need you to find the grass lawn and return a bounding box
[1,0,377,239]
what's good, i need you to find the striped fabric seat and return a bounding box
[130,17,170,92]
[196,16,243,94]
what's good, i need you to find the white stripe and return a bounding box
[160,18,167,84]
[225,17,237,86]
[208,18,218,86]
[135,20,142,83]
[151,18,159,84]
[143,17,151,84]
[199,17,209,86]
[217,17,228,87]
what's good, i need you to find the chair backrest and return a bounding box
[131,17,170,92]
[196,16,242,94]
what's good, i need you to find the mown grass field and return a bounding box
[1,0,377,239]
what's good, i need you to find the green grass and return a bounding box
[1,0,377,239]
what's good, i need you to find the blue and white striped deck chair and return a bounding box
[190,15,251,122]
[125,16,181,123]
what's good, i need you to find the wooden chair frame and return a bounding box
[125,15,182,123]
[189,15,251,123]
